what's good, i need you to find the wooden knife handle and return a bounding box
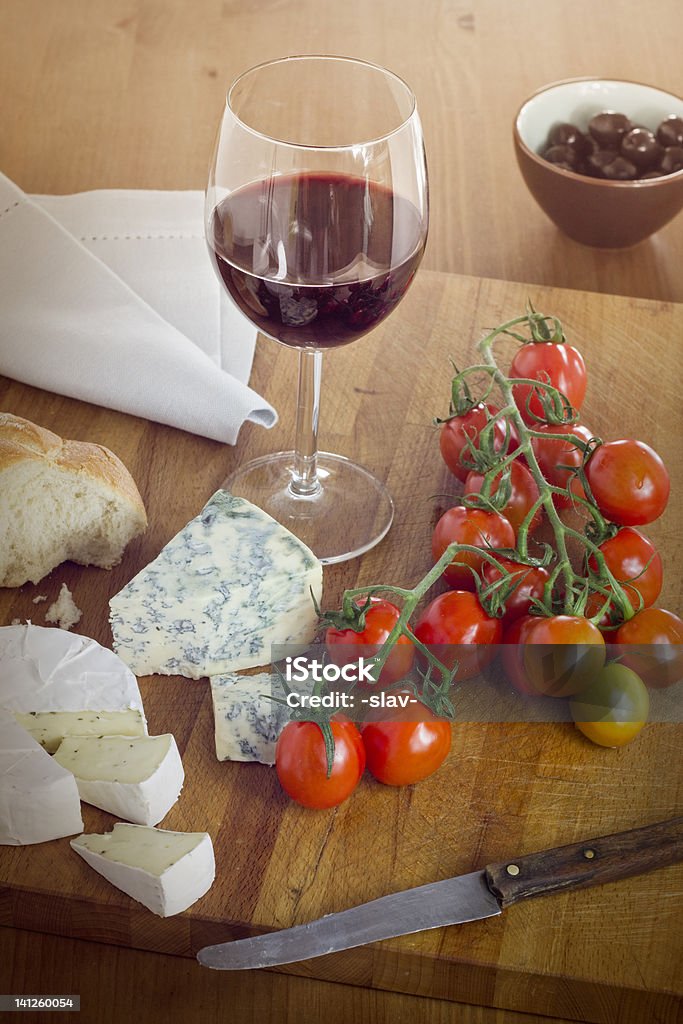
[485,816,683,908]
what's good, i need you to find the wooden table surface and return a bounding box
[1,2,682,1023]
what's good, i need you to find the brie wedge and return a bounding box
[54,734,184,826]
[71,823,215,917]
[0,711,83,845]
[0,624,147,751]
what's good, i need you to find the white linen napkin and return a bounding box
[0,172,277,443]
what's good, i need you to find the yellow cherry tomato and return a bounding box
[570,663,649,748]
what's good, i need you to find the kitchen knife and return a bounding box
[197,816,683,970]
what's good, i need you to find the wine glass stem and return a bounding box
[291,348,323,497]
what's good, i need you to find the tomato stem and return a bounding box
[474,316,634,622]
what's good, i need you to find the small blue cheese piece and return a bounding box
[109,491,323,680]
[210,672,290,764]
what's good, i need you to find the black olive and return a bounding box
[602,155,638,180]
[543,143,579,168]
[588,111,632,148]
[656,115,683,148]
[548,122,589,155]
[659,146,683,174]
[621,128,663,169]
[585,149,617,178]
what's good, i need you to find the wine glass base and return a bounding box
[222,451,394,564]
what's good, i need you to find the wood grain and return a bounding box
[0,928,584,1024]
[0,271,681,1024]
[1,0,682,304]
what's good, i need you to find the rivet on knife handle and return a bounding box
[485,816,683,908]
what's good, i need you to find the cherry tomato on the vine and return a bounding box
[509,341,587,424]
[432,506,515,589]
[531,422,593,507]
[570,663,649,747]
[615,608,683,689]
[439,403,512,482]
[361,716,452,786]
[464,461,542,536]
[413,590,503,680]
[275,719,365,809]
[481,558,551,624]
[500,615,539,696]
[521,615,606,697]
[586,527,662,621]
[326,597,414,686]
[585,439,670,526]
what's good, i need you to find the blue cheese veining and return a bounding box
[210,672,290,764]
[109,491,323,679]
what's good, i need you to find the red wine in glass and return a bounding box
[205,56,428,563]
[208,172,425,349]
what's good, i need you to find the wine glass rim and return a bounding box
[226,54,418,150]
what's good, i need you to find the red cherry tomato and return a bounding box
[531,422,593,507]
[439,403,510,482]
[481,558,551,624]
[584,439,670,526]
[325,597,414,686]
[432,506,515,589]
[615,608,683,689]
[275,719,366,809]
[500,615,538,695]
[361,717,452,786]
[464,460,542,536]
[520,615,606,697]
[586,527,662,620]
[413,590,503,680]
[509,341,587,424]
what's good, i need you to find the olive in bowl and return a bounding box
[513,78,683,248]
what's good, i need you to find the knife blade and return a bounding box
[197,815,683,970]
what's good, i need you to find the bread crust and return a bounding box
[0,412,148,586]
[0,413,147,523]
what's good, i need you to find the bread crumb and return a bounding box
[45,584,82,631]
[11,618,21,625]
[32,594,48,604]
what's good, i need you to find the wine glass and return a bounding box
[205,55,428,563]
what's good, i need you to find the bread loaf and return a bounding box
[0,413,147,587]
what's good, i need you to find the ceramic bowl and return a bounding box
[513,78,683,248]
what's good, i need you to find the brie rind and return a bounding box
[54,734,184,826]
[0,711,83,845]
[0,624,147,751]
[71,823,215,917]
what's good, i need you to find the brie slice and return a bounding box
[54,734,184,826]
[71,823,215,917]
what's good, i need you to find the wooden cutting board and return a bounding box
[0,271,681,1024]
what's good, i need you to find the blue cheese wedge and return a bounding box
[210,672,290,764]
[71,823,215,917]
[0,711,84,845]
[0,624,147,752]
[53,734,184,826]
[109,491,323,679]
